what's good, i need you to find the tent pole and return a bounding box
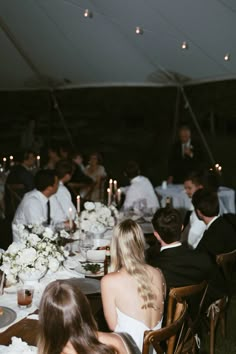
[0,15,44,83]
[180,87,215,165]
[172,87,181,143]
[50,92,75,148]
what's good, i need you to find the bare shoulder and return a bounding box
[145,264,164,281]
[101,271,121,288]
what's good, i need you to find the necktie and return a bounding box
[47,200,51,225]
[183,210,192,229]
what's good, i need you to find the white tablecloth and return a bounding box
[0,265,99,333]
[155,184,236,214]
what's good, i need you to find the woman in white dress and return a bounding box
[101,220,166,352]
[38,279,141,354]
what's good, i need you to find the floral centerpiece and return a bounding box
[80,202,118,235]
[0,224,70,285]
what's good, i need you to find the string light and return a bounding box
[135,26,143,35]
[84,9,93,18]
[224,53,230,61]
[181,41,188,50]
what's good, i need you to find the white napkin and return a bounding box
[27,314,39,320]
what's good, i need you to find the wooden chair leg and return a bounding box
[210,316,215,354]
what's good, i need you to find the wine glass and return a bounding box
[79,234,93,261]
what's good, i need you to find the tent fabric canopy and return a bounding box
[0,0,236,90]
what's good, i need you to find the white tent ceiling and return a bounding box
[0,0,236,90]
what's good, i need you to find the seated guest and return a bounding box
[5,150,36,191]
[54,159,77,221]
[182,172,206,248]
[12,170,70,241]
[44,145,60,170]
[101,219,165,352]
[38,279,141,354]
[149,207,226,305]
[71,151,93,184]
[59,143,72,160]
[85,152,107,201]
[5,150,36,220]
[121,161,159,212]
[192,188,236,257]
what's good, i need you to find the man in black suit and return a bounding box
[149,207,226,304]
[192,188,236,257]
[167,125,204,184]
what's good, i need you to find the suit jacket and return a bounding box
[168,139,204,183]
[147,244,226,304]
[196,216,236,257]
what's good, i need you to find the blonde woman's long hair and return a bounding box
[110,219,157,309]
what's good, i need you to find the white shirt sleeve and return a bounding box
[187,212,206,249]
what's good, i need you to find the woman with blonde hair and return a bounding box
[38,279,141,354]
[101,219,166,352]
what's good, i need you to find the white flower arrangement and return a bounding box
[0,224,69,285]
[80,202,118,234]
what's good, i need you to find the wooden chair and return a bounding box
[5,183,25,219]
[167,281,208,353]
[142,301,188,354]
[208,249,236,354]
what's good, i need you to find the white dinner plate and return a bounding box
[74,262,104,277]
[4,285,18,294]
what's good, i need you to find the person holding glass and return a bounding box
[101,219,166,352]
[38,279,141,354]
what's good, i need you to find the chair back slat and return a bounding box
[142,301,187,354]
[216,249,236,283]
[166,281,208,353]
[5,183,25,218]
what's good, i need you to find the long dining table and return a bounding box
[0,269,102,348]
[0,292,102,347]
[0,216,156,349]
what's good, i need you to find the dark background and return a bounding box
[0,81,236,189]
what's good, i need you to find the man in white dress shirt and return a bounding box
[121,161,159,212]
[12,169,67,241]
[53,160,77,221]
[183,172,206,248]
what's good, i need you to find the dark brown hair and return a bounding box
[55,159,73,179]
[152,207,182,243]
[192,188,219,217]
[38,279,116,354]
[124,160,140,179]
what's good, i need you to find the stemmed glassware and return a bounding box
[79,233,93,261]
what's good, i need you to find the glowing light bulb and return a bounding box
[224,53,230,61]
[84,9,93,18]
[135,26,143,35]
[181,41,188,50]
